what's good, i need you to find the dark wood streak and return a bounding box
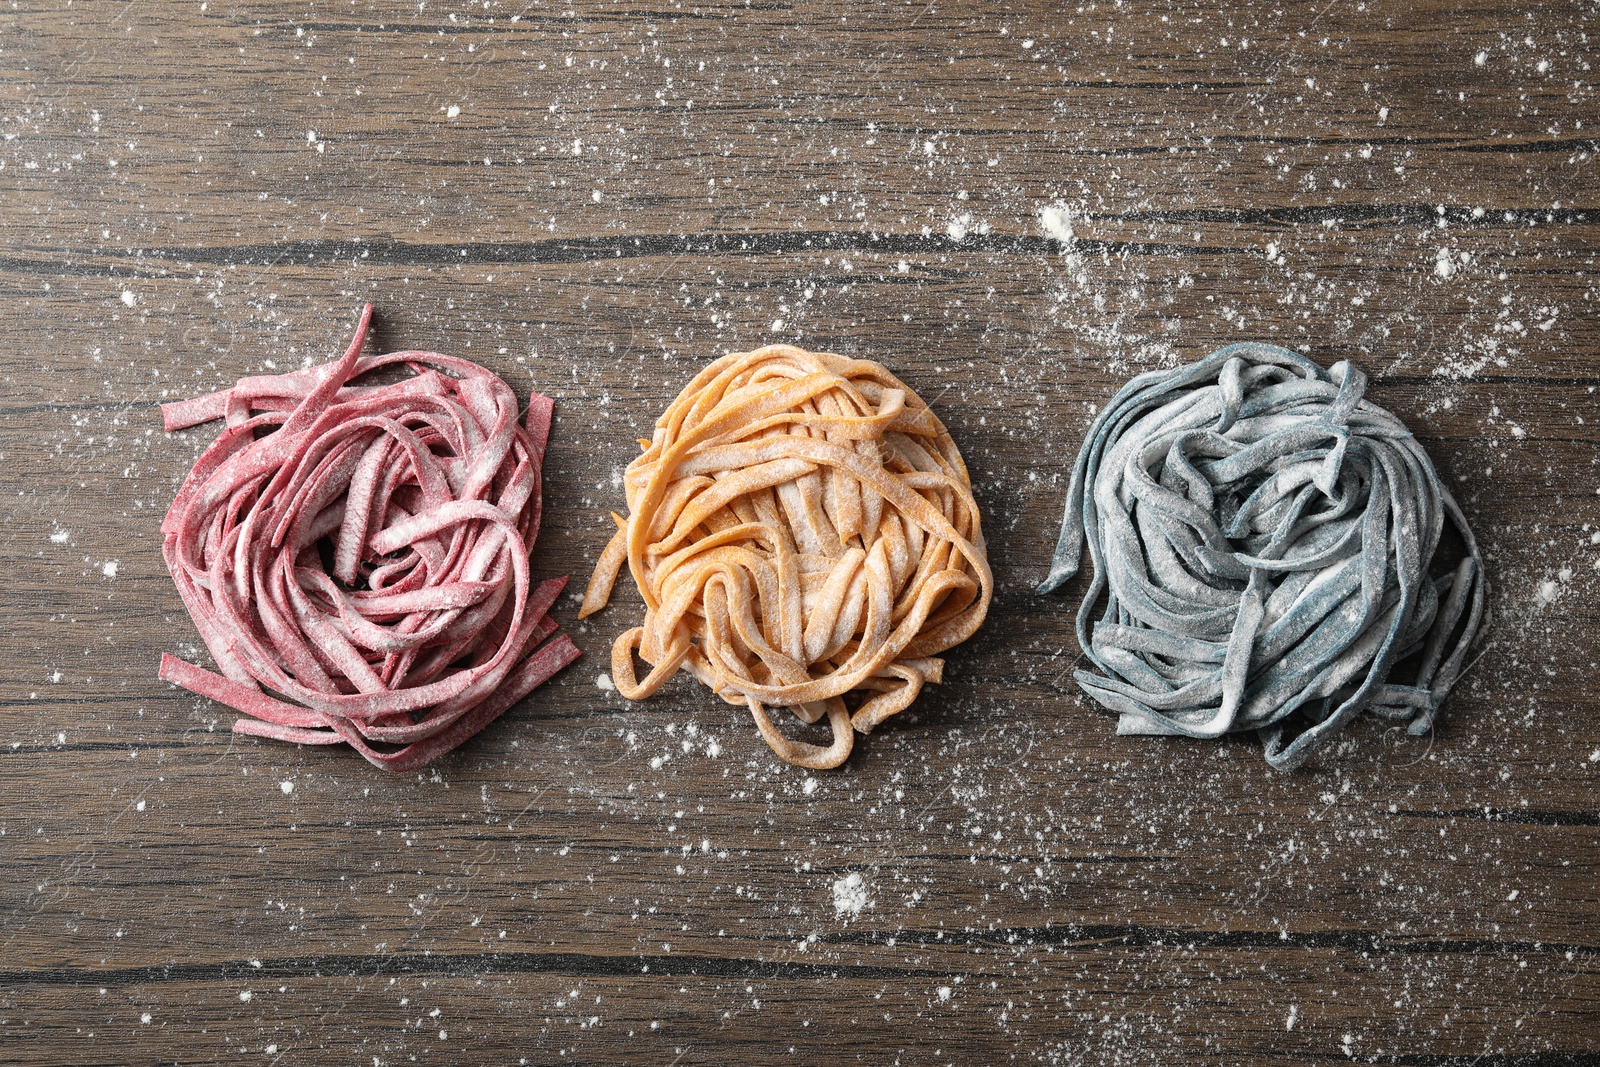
[1394,809,1600,827]
[5,917,1589,991]
[0,952,960,987]
[816,924,1600,957]
[1374,1055,1600,1067]
[4,206,1591,268]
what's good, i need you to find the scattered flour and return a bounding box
[832,871,869,917]
[1039,203,1076,244]
[1538,569,1573,608]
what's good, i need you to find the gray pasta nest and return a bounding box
[1038,342,1487,770]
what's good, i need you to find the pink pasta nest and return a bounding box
[158,305,579,770]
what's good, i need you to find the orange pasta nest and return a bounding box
[580,344,992,769]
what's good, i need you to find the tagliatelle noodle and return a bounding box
[159,305,580,771]
[580,344,992,769]
[1038,342,1487,770]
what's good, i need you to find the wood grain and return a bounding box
[1,0,1597,1063]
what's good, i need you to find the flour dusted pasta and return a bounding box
[581,345,992,769]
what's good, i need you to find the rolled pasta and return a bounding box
[581,344,992,769]
[1038,342,1487,770]
[159,304,580,771]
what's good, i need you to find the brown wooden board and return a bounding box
[1,0,1597,1063]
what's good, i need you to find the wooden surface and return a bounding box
[2,1,1597,1063]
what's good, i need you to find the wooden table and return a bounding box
[3,1,1596,1063]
